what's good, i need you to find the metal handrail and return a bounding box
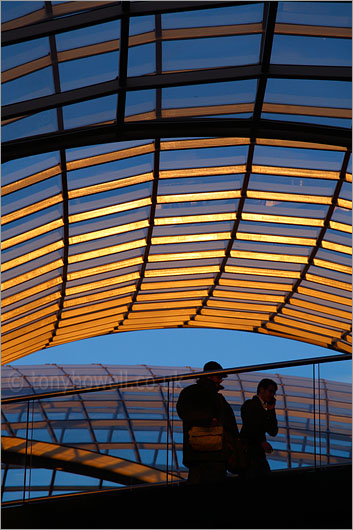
[2,353,351,405]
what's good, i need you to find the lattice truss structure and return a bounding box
[1,1,352,364]
[1,364,352,500]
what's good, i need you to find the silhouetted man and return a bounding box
[240,378,278,475]
[176,361,239,484]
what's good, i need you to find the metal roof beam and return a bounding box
[2,119,351,162]
[129,1,259,17]
[2,436,175,485]
[2,2,257,46]
[116,2,130,125]
[3,65,350,121]
[252,2,278,123]
[2,4,121,46]
[2,80,119,121]
[268,65,351,82]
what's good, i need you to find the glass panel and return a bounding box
[2,37,50,71]
[271,35,351,67]
[237,219,320,239]
[253,145,344,171]
[127,43,155,77]
[2,67,55,105]
[2,110,58,143]
[2,490,26,502]
[276,2,352,26]
[315,247,351,268]
[324,228,351,248]
[66,139,151,161]
[59,52,119,92]
[160,145,248,169]
[339,181,352,201]
[62,95,116,129]
[54,470,100,486]
[3,268,62,300]
[264,78,351,109]
[2,203,62,243]
[231,237,311,255]
[162,4,263,28]
[163,35,261,72]
[2,228,64,264]
[70,207,150,238]
[2,175,62,216]
[62,428,93,443]
[158,174,244,195]
[130,15,154,35]
[68,181,152,215]
[2,249,63,285]
[261,113,351,129]
[2,152,60,186]
[125,89,156,119]
[138,449,156,465]
[56,20,120,50]
[68,229,148,257]
[156,198,240,219]
[243,199,329,219]
[163,79,256,108]
[108,448,136,460]
[248,174,337,196]
[331,205,352,225]
[1,1,44,22]
[227,256,302,271]
[67,153,154,190]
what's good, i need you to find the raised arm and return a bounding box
[241,399,278,443]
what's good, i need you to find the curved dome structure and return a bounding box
[1,1,352,364]
[1,364,352,500]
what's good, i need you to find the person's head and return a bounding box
[203,361,228,385]
[257,378,278,403]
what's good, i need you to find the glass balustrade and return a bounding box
[2,355,351,504]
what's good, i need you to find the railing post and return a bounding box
[171,379,175,483]
[313,364,317,470]
[322,378,331,466]
[318,364,322,468]
[28,399,35,503]
[166,382,170,485]
[23,400,30,503]
[277,374,291,470]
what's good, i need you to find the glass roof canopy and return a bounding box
[1,1,352,364]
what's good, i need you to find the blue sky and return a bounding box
[10,328,352,384]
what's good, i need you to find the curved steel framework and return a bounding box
[2,436,177,486]
[1,1,352,364]
[1,363,351,501]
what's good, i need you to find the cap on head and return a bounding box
[203,361,228,378]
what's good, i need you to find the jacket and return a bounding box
[240,395,278,458]
[176,377,239,467]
